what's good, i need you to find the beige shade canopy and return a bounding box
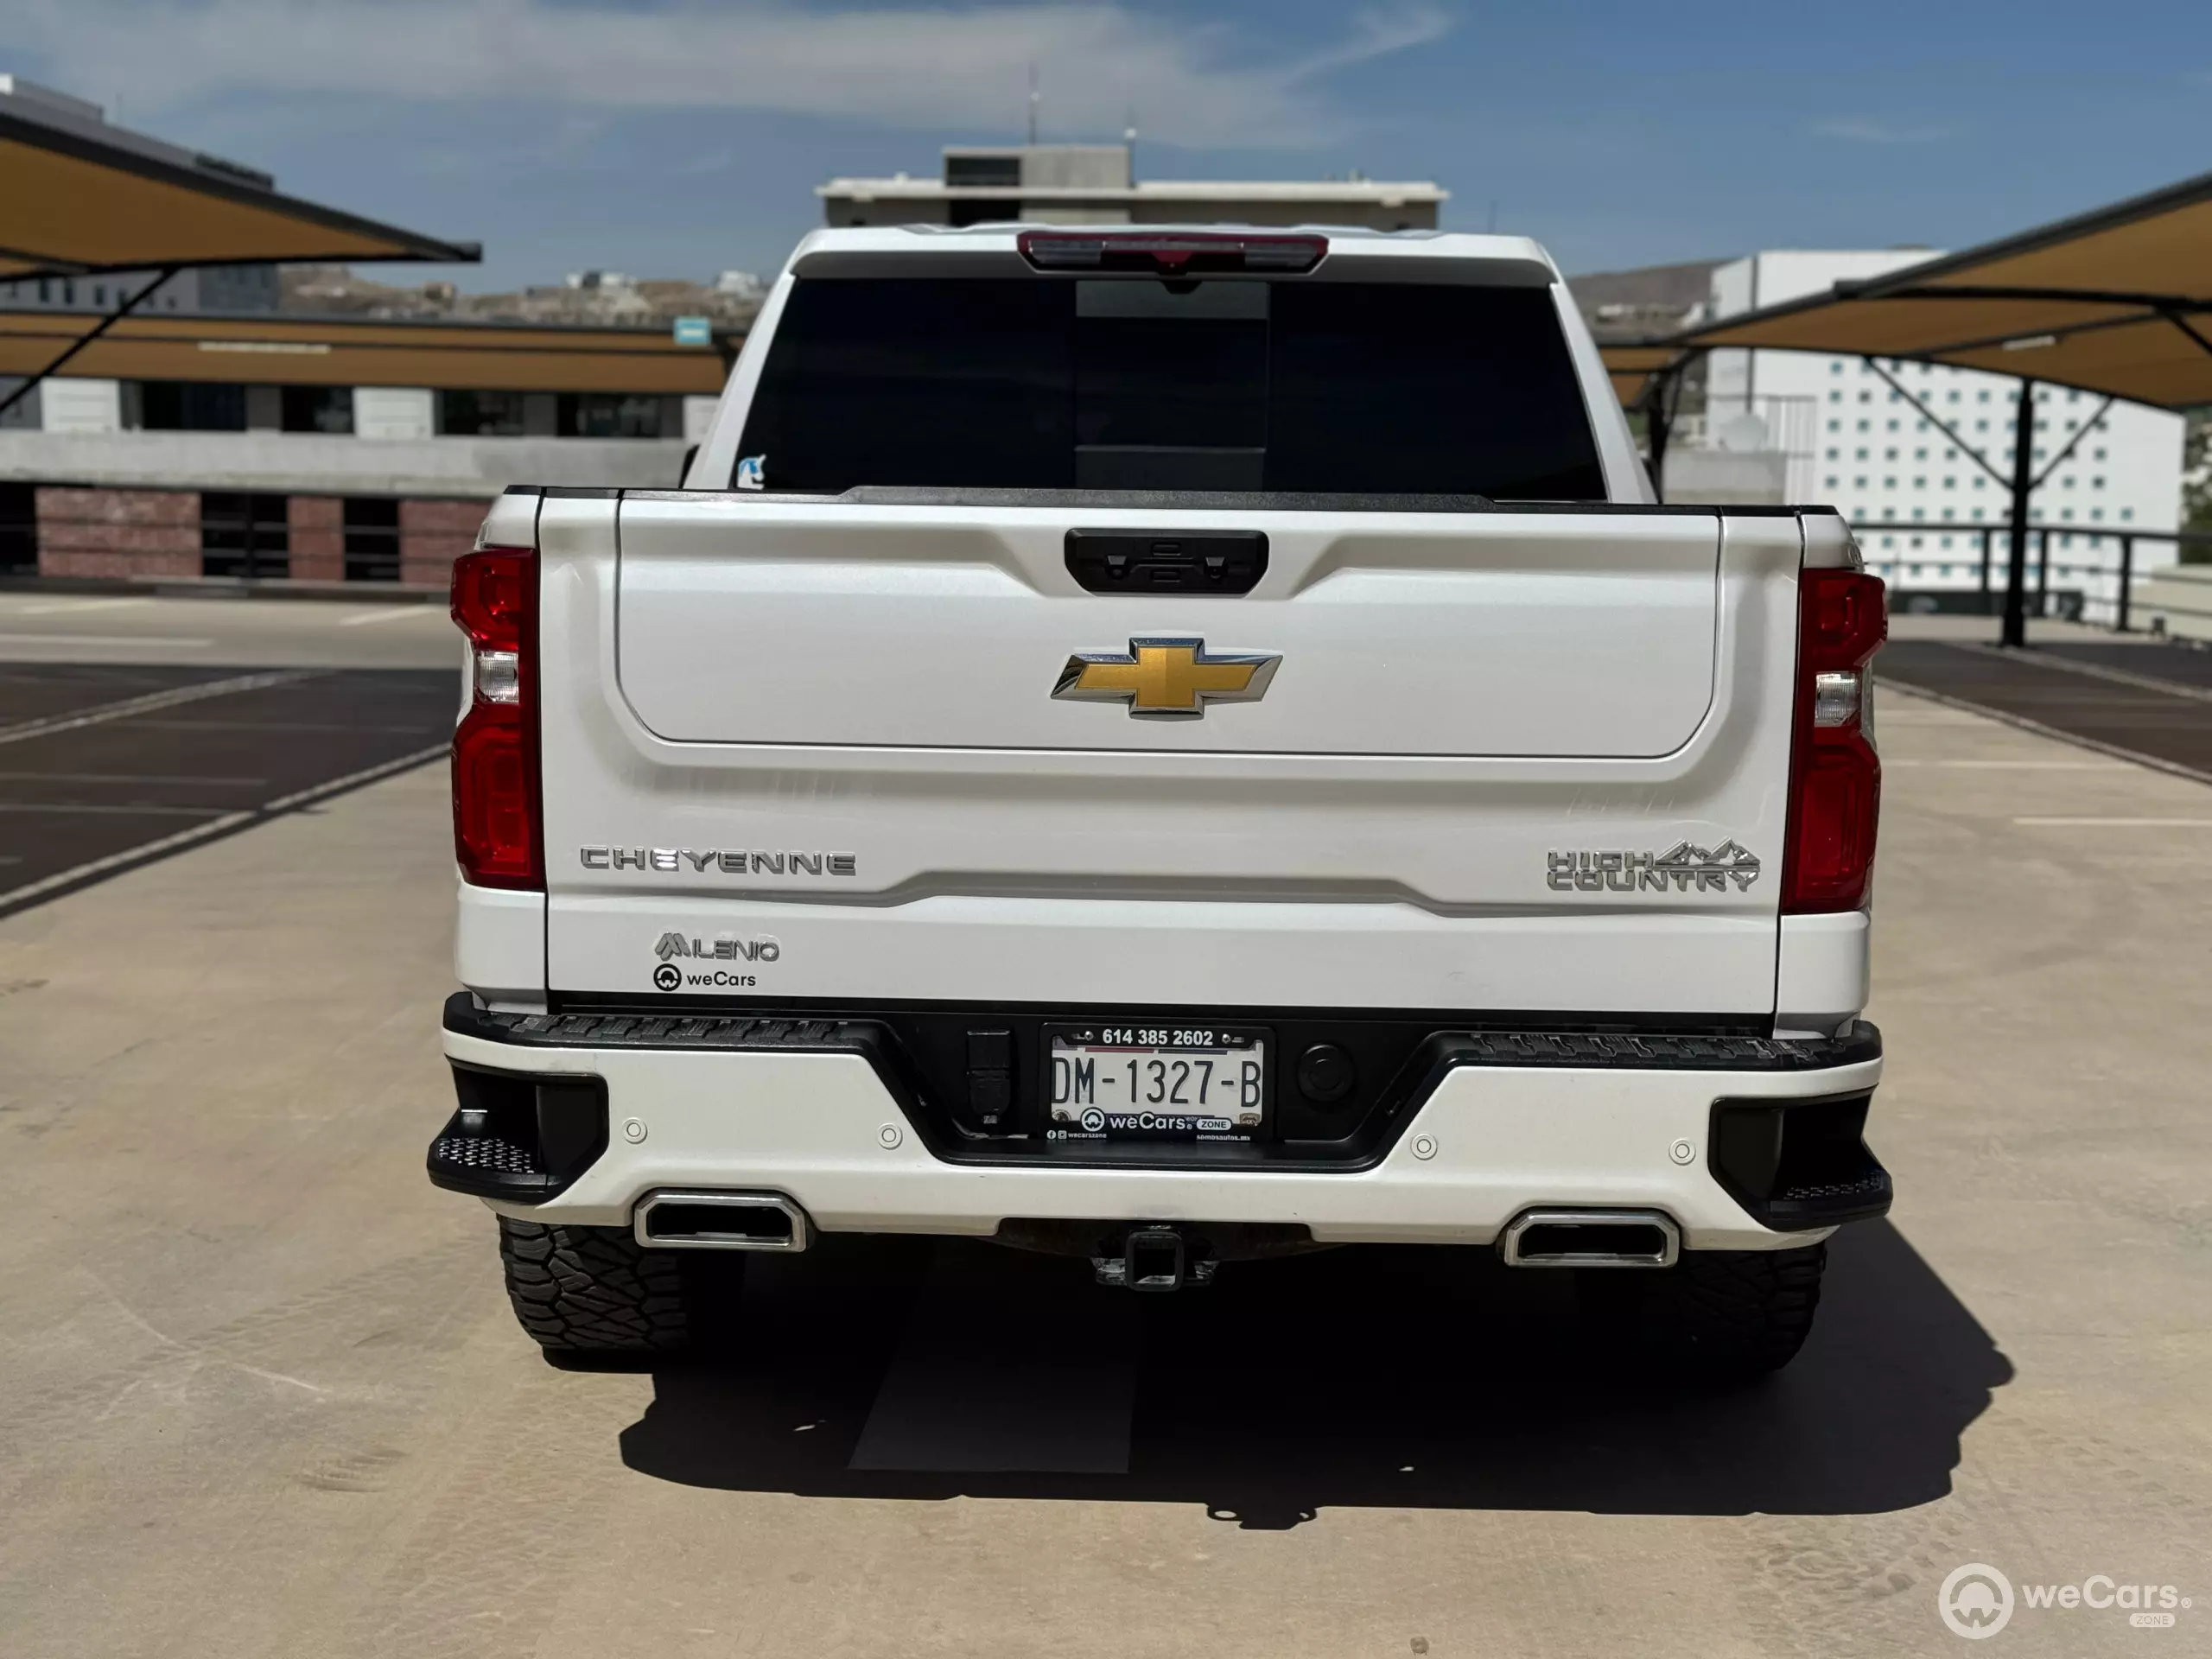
[0,309,733,395]
[1673,168,2212,409]
[1597,341,1689,408]
[0,102,476,278]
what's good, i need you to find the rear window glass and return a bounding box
[734,277,1605,499]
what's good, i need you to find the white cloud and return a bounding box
[1808,117,1953,146]
[14,0,1452,149]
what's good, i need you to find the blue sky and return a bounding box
[13,2,2210,290]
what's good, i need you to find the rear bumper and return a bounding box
[432,997,1887,1252]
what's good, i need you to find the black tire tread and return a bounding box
[498,1217,693,1354]
[1577,1242,1827,1377]
[1667,1243,1826,1374]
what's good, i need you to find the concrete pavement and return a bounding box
[0,690,2207,1657]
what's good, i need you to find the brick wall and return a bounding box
[288,495,344,582]
[22,486,487,587]
[35,487,200,580]
[399,498,482,588]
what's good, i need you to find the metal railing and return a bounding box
[1847,520,2212,632]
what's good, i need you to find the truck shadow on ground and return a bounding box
[615,1219,2009,1527]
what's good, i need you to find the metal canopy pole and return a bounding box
[1646,370,1676,503]
[2001,378,2037,647]
[0,268,176,422]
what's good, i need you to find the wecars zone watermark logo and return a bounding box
[652,931,779,991]
[1939,1562,2191,1639]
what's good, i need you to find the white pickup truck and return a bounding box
[429,226,1891,1376]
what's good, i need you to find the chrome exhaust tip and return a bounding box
[632,1189,814,1252]
[1499,1208,1681,1269]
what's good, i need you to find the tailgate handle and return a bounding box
[1065,530,1268,596]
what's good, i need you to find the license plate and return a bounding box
[1045,1024,1268,1141]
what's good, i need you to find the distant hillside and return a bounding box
[1566,259,1725,340]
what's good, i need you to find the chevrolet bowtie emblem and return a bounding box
[1052,636,1281,720]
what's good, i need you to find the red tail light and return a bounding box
[1017,230,1327,275]
[451,546,541,889]
[1783,567,1885,912]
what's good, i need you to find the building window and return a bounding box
[1942,476,1955,489]
[0,483,35,573]
[342,497,402,582]
[136,381,247,431]
[281,386,354,435]
[2093,448,2107,461]
[2091,475,2105,489]
[200,492,289,581]
[1853,475,1868,488]
[559,393,668,439]
[1824,447,1840,461]
[2121,507,2134,521]
[438,391,529,436]
[1915,447,1928,461]
[1912,476,1926,489]
[1857,420,1870,432]
[1886,419,1899,432]
[1824,475,1839,489]
[1827,391,1841,404]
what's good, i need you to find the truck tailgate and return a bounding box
[613,498,1716,757]
[537,493,1805,1015]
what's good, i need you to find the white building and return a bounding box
[1705,250,2185,620]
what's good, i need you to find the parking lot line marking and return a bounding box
[0,632,214,648]
[338,607,441,627]
[14,597,149,616]
[1952,641,2212,705]
[2012,817,2212,828]
[0,741,444,915]
[0,803,233,817]
[0,772,270,786]
[0,670,319,747]
[1887,759,2126,770]
[1879,677,2212,789]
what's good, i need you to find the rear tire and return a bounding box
[1576,1242,1826,1378]
[498,1217,718,1357]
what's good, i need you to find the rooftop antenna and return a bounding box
[1027,63,1039,145]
